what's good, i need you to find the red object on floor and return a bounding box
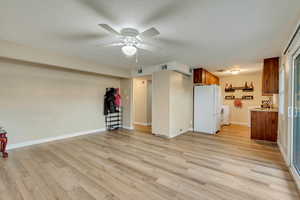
[0,133,8,158]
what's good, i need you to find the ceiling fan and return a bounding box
[98,24,160,56]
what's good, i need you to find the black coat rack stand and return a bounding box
[105,107,122,131]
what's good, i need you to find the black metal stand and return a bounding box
[105,107,122,131]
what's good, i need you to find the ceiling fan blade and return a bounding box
[97,42,123,47]
[98,24,120,35]
[56,32,108,41]
[136,43,156,52]
[139,27,160,38]
[105,42,123,47]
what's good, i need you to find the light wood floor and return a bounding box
[1,125,299,200]
[134,124,152,134]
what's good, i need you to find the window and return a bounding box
[279,66,285,114]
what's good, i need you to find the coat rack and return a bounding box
[105,107,122,131]
[104,87,122,131]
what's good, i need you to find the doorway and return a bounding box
[133,75,152,134]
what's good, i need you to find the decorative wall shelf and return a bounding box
[225,95,235,100]
[225,87,254,93]
[225,95,254,100]
[242,88,254,92]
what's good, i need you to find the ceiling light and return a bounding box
[231,69,240,75]
[121,45,137,56]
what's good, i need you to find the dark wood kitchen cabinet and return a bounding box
[193,68,219,85]
[251,111,278,142]
[262,57,279,95]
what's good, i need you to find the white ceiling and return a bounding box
[213,63,263,77]
[1,0,300,70]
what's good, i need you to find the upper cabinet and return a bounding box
[193,68,219,85]
[262,57,279,95]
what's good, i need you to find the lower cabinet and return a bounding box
[251,111,278,142]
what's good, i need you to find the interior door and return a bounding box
[293,52,300,174]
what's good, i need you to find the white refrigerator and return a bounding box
[194,85,221,134]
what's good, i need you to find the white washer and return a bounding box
[221,105,230,125]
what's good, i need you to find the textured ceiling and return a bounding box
[1,0,300,70]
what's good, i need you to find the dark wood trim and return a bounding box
[284,23,300,55]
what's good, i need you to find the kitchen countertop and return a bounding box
[250,108,278,112]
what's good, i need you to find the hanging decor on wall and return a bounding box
[234,99,243,108]
[225,82,254,92]
[224,81,254,101]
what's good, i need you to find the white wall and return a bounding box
[120,78,133,129]
[0,40,130,78]
[0,58,120,146]
[152,71,192,138]
[152,71,170,137]
[131,61,191,77]
[169,71,193,137]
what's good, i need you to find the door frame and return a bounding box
[289,45,300,187]
[132,75,153,128]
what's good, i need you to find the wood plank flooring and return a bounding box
[0,125,299,200]
[134,124,152,134]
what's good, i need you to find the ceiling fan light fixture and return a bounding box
[121,45,137,56]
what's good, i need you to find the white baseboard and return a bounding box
[278,142,289,165]
[290,165,300,192]
[230,121,248,126]
[278,142,300,192]
[170,131,186,138]
[154,133,170,139]
[122,126,134,130]
[134,122,151,126]
[158,128,190,139]
[7,128,106,150]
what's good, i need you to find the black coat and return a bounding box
[104,88,117,115]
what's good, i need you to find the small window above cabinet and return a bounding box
[262,57,279,95]
[193,68,219,85]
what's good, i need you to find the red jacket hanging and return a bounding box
[115,88,121,107]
